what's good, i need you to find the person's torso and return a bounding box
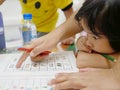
[19,0,72,32]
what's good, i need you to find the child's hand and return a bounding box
[61,36,75,45]
[76,36,92,53]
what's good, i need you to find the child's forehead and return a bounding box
[84,30,95,36]
[81,22,104,36]
[84,29,105,37]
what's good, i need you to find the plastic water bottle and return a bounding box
[20,13,37,45]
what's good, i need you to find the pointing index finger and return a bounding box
[16,51,29,68]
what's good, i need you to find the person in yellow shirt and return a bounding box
[19,0,75,44]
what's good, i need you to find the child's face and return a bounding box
[80,19,115,54]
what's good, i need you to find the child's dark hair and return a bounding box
[75,0,120,52]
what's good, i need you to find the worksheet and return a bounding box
[0,51,78,90]
[0,76,52,90]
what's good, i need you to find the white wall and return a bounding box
[0,0,22,26]
[0,0,22,43]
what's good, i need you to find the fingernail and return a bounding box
[30,52,35,57]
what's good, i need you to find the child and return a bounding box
[76,30,120,69]
[74,0,120,69]
[19,0,75,45]
[48,0,120,89]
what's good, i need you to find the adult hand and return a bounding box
[16,51,48,68]
[16,34,58,68]
[48,68,120,90]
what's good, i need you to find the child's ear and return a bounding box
[0,0,5,5]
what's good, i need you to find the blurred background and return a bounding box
[0,0,84,48]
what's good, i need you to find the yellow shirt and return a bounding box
[19,0,73,32]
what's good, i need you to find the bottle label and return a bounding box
[22,30,31,44]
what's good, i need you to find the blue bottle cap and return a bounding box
[23,13,32,20]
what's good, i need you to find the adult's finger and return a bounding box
[48,76,67,85]
[31,55,48,62]
[52,80,85,90]
[16,52,29,68]
[49,73,86,90]
[81,87,98,90]
[52,81,74,90]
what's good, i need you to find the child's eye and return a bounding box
[92,36,99,40]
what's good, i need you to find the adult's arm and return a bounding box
[61,4,75,45]
[31,9,82,55]
[50,10,81,42]
[16,10,82,68]
[63,5,74,19]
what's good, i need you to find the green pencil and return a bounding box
[100,54,117,62]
